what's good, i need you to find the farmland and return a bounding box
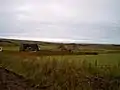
[0,38,120,90]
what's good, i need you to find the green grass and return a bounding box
[1,39,120,89]
[0,52,120,89]
[2,46,19,51]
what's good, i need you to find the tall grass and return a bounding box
[0,52,120,90]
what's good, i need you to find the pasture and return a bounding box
[1,51,120,90]
[0,39,120,90]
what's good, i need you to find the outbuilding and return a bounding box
[19,43,40,52]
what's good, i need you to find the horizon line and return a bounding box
[0,36,120,45]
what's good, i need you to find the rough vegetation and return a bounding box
[0,39,120,90]
[1,52,120,90]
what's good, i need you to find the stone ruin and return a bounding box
[19,43,40,52]
[58,44,80,52]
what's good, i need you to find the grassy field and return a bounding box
[0,51,120,90]
[1,39,120,89]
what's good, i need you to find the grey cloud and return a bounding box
[0,0,120,44]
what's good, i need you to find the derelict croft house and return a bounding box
[19,43,40,52]
[58,44,80,52]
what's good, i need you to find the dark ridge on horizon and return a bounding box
[0,37,120,46]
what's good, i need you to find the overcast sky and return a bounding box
[0,0,120,44]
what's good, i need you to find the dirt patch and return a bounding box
[85,75,120,90]
[0,67,39,90]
